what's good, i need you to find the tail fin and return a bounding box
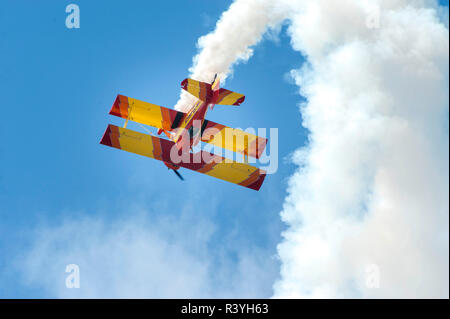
[181,78,213,102]
[181,77,245,106]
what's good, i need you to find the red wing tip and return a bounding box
[233,95,245,106]
[100,125,112,146]
[109,94,128,118]
[181,78,188,89]
[247,137,268,159]
[246,172,267,191]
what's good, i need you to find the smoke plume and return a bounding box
[177,0,449,298]
[174,0,286,111]
[275,0,449,298]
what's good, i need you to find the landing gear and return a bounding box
[163,162,184,181]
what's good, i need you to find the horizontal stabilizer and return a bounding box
[181,78,245,105]
[215,88,245,106]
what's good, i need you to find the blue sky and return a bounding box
[0,0,306,298]
[1,0,448,298]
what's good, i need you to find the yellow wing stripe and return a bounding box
[109,94,186,131]
[202,161,258,184]
[216,90,245,106]
[201,124,267,159]
[126,97,165,128]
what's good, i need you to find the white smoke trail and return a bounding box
[174,0,286,111]
[274,0,449,298]
[177,0,449,298]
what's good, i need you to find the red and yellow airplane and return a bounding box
[100,75,268,190]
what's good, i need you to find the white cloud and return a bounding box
[19,0,448,299]
[170,0,449,297]
[274,0,449,298]
[18,209,278,298]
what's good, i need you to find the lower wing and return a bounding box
[200,120,268,159]
[100,124,266,191]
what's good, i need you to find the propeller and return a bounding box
[172,169,184,181]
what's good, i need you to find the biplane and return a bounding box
[100,74,268,190]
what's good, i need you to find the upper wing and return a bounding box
[200,120,267,159]
[100,124,266,191]
[110,94,186,131]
